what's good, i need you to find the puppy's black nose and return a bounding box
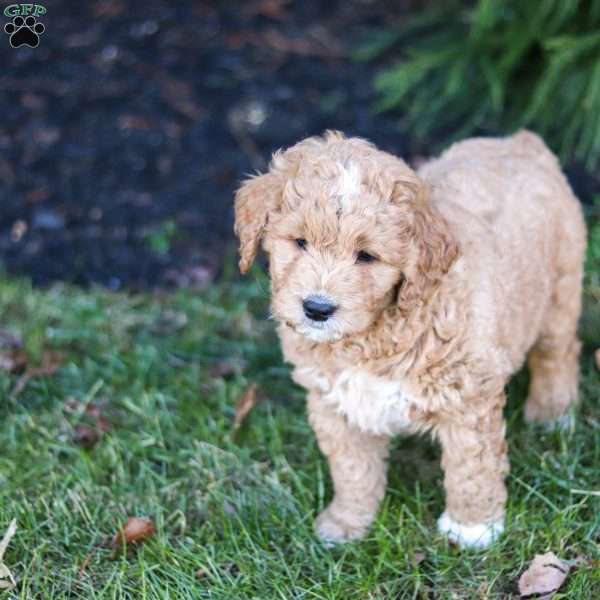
[303,296,337,322]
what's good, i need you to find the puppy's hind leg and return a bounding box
[307,392,390,544]
[524,260,583,427]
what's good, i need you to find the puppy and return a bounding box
[234,130,586,549]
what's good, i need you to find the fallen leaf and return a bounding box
[232,384,260,431]
[65,400,113,448]
[10,350,63,398]
[73,425,102,449]
[595,348,600,370]
[518,552,570,599]
[0,519,17,591]
[112,517,156,548]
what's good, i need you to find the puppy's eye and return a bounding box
[356,250,377,264]
[295,238,307,250]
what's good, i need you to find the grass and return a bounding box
[0,257,599,599]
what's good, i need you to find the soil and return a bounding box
[0,0,598,289]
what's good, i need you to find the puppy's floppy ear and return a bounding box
[234,137,324,273]
[234,168,284,274]
[393,177,459,309]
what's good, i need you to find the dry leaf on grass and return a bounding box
[0,519,17,591]
[69,401,113,449]
[10,350,64,398]
[112,517,156,548]
[232,383,260,431]
[73,425,102,449]
[518,552,570,599]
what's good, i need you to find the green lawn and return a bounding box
[0,262,599,599]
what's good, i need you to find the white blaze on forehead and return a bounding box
[334,162,361,210]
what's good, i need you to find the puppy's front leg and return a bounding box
[307,392,390,544]
[437,400,509,549]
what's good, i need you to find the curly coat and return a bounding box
[234,130,586,549]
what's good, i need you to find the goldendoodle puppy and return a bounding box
[234,130,586,549]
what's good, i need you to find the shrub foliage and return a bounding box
[365,0,600,166]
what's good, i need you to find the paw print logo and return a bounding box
[4,15,45,48]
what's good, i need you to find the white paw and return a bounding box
[437,511,504,549]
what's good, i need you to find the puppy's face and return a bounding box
[235,132,457,344]
[264,164,408,342]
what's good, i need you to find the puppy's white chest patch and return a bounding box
[323,369,417,435]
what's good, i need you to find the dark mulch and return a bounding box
[0,0,598,289]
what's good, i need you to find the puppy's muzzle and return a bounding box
[302,295,338,322]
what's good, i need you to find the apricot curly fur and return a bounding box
[234,130,586,548]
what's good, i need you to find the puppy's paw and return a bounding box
[437,511,504,550]
[524,401,575,432]
[315,506,369,545]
